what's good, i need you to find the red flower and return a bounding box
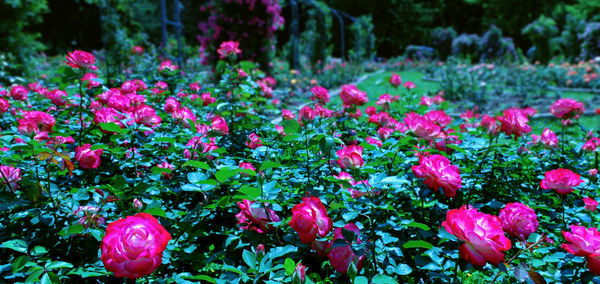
[211,115,229,135]
[326,223,366,274]
[497,108,531,140]
[10,85,29,101]
[75,144,104,169]
[0,98,9,114]
[424,110,452,128]
[442,205,511,267]
[336,145,364,169]
[540,168,583,195]
[1,165,21,192]
[236,199,280,233]
[584,197,599,212]
[100,213,171,279]
[390,73,402,88]
[217,41,242,59]
[310,86,330,104]
[131,46,144,55]
[65,50,97,70]
[404,112,443,141]
[281,109,296,120]
[412,154,461,198]
[562,225,600,275]
[499,202,538,241]
[550,98,584,120]
[246,133,263,149]
[340,84,368,107]
[289,196,333,243]
[134,105,161,127]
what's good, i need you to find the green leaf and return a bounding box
[238,186,261,200]
[393,263,413,275]
[282,119,301,134]
[403,240,433,249]
[25,269,43,283]
[46,261,74,270]
[215,168,238,183]
[31,246,48,256]
[372,274,398,283]
[183,160,210,170]
[1,239,28,253]
[11,255,29,273]
[354,276,368,284]
[260,161,282,171]
[406,221,430,231]
[284,258,295,275]
[144,207,166,217]
[242,250,256,268]
[98,122,124,134]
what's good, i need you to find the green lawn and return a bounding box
[355,71,439,103]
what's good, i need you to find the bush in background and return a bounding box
[431,27,457,60]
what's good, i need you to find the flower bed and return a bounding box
[1,44,600,283]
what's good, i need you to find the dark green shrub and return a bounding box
[431,27,457,60]
[522,16,559,63]
[452,34,480,61]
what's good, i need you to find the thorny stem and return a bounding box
[358,170,379,276]
[465,135,495,205]
[490,234,546,283]
[0,168,14,192]
[304,127,311,194]
[78,69,86,146]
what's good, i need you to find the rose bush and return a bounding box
[0,44,599,283]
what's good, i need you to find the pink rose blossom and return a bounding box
[499,202,538,241]
[540,168,583,195]
[75,144,104,169]
[236,199,280,233]
[412,154,462,198]
[100,213,171,279]
[442,205,511,267]
[336,145,364,169]
[289,196,333,243]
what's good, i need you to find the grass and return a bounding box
[355,71,439,104]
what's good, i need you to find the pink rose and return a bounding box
[200,93,215,106]
[239,162,256,177]
[390,73,402,88]
[163,97,180,114]
[10,85,29,101]
[134,105,161,127]
[424,110,452,128]
[499,202,538,241]
[377,127,393,141]
[336,145,364,169]
[540,168,583,195]
[18,111,56,135]
[404,81,416,89]
[326,223,366,274]
[497,108,531,140]
[100,213,171,279]
[131,46,144,55]
[310,86,330,104]
[442,205,511,267]
[340,84,368,107]
[292,262,306,283]
[404,112,443,141]
[157,161,174,179]
[584,197,598,212]
[550,98,584,120]
[299,106,315,123]
[1,165,21,192]
[246,133,263,149]
[236,199,280,233]
[211,116,229,135]
[0,98,9,114]
[289,196,333,243]
[562,225,600,275]
[158,60,178,72]
[365,106,376,116]
[420,96,433,106]
[75,144,104,169]
[376,94,393,109]
[217,41,242,59]
[366,136,382,147]
[281,109,296,120]
[412,154,462,198]
[539,128,558,148]
[65,50,97,70]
